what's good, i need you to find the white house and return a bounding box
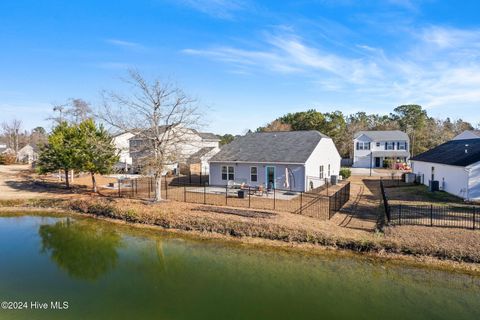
[411,139,480,201]
[186,146,220,175]
[129,126,220,174]
[208,131,341,192]
[0,145,15,156]
[352,130,410,168]
[112,131,136,171]
[452,130,480,140]
[16,144,39,164]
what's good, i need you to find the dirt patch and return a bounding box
[193,206,276,218]
[385,224,480,262]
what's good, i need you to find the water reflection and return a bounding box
[38,218,121,280]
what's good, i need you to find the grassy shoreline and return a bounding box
[0,196,479,273]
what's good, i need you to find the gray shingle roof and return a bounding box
[209,131,329,163]
[355,130,409,141]
[197,132,219,141]
[411,139,480,167]
[187,147,216,163]
[459,130,480,138]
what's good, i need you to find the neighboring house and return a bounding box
[452,130,480,140]
[112,131,136,171]
[129,126,220,174]
[411,139,480,201]
[208,131,341,192]
[16,144,39,163]
[186,146,220,175]
[0,145,15,156]
[352,130,410,168]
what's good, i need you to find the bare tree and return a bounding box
[99,70,201,202]
[66,99,93,124]
[1,119,22,153]
[49,99,93,125]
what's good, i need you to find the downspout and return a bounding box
[465,166,472,201]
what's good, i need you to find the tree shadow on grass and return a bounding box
[4,179,89,196]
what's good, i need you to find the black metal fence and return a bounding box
[380,179,478,230]
[390,204,478,230]
[111,177,351,221]
[328,182,351,219]
[380,175,414,188]
[380,179,391,222]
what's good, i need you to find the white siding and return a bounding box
[304,138,341,190]
[113,132,135,165]
[467,161,480,201]
[412,160,469,199]
[352,133,410,168]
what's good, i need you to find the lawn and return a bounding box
[385,184,466,206]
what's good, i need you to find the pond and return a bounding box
[0,214,479,320]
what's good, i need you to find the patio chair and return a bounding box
[256,184,268,196]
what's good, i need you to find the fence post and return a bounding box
[184,182,186,202]
[189,172,192,185]
[430,204,433,226]
[473,206,476,230]
[248,187,251,208]
[225,185,228,206]
[204,182,206,205]
[328,195,332,219]
[118,179,121,198]
[273,187,276,210]
[399,204,402,225]
[334,191,338,211]
[165,176,168,199]
[300,192,303,214]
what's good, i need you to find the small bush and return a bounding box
[340,167,351,179]
[0,153,16,165]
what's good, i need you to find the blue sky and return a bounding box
[1,0,480,134]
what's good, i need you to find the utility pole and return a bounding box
[370,151,373,177]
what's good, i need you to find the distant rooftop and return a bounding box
[411,139,480,167]
[355,130,409,141]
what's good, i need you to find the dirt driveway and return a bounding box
[0,165,71,199]
[330,175,383,231]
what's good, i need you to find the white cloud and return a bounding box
[183,25,480,114]
[106,39,145,50]
[175,0,248,19]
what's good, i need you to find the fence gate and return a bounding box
[328,182,351,219]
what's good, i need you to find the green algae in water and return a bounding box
[0,215,478,320]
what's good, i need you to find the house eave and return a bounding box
[209,160,306,165]
[410,159,470,168]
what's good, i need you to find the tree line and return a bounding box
[255,105,474,157]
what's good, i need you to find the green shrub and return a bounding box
[340,167,351,179]
[383,159,393,168]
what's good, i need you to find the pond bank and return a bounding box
[1,196,479,274]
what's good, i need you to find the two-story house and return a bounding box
[352,130,410,168]
[129,125,220,174]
